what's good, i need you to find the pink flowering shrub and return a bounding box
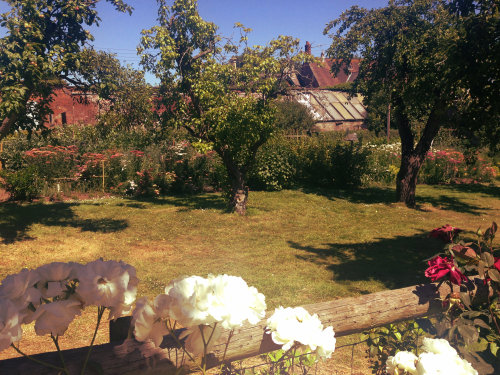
[420,150,497,184]
[24,145,78,180]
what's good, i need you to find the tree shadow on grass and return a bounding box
[415,193,491,216]
[298,185,489,215]
[298,185,396,205]
[143,194,229,212]
[289,231,444,291]
[0,202,128,244]
[437,183,500,199]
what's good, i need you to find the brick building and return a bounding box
[44,87,101,127]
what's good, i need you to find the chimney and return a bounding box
[305,41,311,55]
[320,51,325,62]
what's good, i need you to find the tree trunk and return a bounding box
[218,151,249,215]
[230,177,248,216]
[396,152,424,207]
[0,114,17,141]
[394,96,444,207]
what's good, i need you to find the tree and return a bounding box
[325,0,499,207]
[139,0,306,214]
[74,49,155,130]
[0,0,132,139]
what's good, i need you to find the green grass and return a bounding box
[0,184,498,360]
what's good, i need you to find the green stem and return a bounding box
[218,329,234,373]
[10,344,65,373]
[80,306,105,375]
[51,334,69,375]
[166,321,204,373]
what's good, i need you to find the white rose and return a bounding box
[132,297,168,347]
[76,259,138,319]
[31,298,82,337]
[386,351,417,374]
[0,299,23,351]
[316,326,336,360]
[421,337,457,357]
[0,268,41,311]
[35,262,79,299]
[266,306,327,353]
[164,276,213,326]
[416,352,477,375]
[207,275,266,329]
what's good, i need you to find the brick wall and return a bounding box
[47,88,100,126]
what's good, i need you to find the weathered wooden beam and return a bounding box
[0,282,479,375]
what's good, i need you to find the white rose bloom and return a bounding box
[421,337,458,357]
[76,259,138,319]
[207,275,266,329]
[0,299,23,351]
[153,294,170,319]
[35,262,78,299]
[449,355,478,375]
[31,298,82,336]
[0,268,41,311]
[386,351,418,374]
[415,352,449,374]
[266,306,334,356]
[416,352,477,375]
[164,276,213,326]
[316,325,336,360]
[132,297,168,347]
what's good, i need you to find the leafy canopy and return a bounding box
[139,0,307,171]
[0,0,132,135]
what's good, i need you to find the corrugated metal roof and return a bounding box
[291,90,367,122]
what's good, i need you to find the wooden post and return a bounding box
[0,140,3,170]
[102,160,105,193]
[387,102,391,143]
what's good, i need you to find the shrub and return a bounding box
[249,137,296,191]
[292,135,370,188]
[273,100,315,134]
[0,166,43,201]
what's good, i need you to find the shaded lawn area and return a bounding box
[0,184,498,360]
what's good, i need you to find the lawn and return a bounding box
[0,184,499,369]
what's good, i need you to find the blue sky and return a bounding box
[1,0,388,83]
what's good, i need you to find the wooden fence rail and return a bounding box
[0,282,483,375]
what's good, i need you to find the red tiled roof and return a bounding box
[299,59,360,88]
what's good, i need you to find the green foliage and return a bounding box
[0,0,132,137]
[249,134,371,191]
[0,165,42,201]
[248,137,296,191]
[273,100,315,134]
[293,135,370,188]
[363,319,431,374]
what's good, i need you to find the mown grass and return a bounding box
[0,183,498,366]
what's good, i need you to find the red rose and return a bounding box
[429,224,461,243]
[425,256,468,285]
[494,257,500,273]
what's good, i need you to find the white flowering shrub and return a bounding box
[0,264,337,375]
[0,259,137,374]
[386,337,478,375]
